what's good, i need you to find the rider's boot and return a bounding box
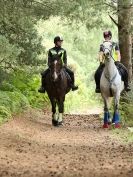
[72,84,78,91]
[71,75,78,91]
[125,86,131,92]
[124,78,131,92]
[116,62,131,92]
[95,87,101,93]
[124,82,131,92]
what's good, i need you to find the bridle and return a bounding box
[103,42,117,83]
[103,41,115,62]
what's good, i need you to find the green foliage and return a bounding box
[120,85,133,126]
[0,69,50,122]
[6,70,49,108]
[0,91,29,113]
[0,90,29,123]
[0,0,132,124]
[0,35,20,71]
[37,17,105,112]
[0,106,11,124]
[0,0,45,68]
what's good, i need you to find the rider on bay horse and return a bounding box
[38,36,78,93]
[95,30,131,93]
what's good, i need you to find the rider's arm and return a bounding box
[99,44,104,63]
[48,50,52,67]
[115,44,121,62]
[63,50,67,67]
[99,51,104,63]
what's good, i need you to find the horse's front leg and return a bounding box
[103,96,111,128]
[112,93,120,128]
[57,96,65,125]
[50,98,58,126]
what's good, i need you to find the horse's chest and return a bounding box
[46,84,65,97]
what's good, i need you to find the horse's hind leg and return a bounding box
[112,94,120,128]
[103,97,111,128]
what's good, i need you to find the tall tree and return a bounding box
[118,0,132,82]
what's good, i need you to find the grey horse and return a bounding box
[100,41,124,128]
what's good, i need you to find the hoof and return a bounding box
[108,121,112,125]
[52,119,58,127]
[115,123,121,128]
[103,124,109,128]
[58,121,63,126]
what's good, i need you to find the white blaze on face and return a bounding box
[54,60,58,80]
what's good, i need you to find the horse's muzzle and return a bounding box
[104,52,110,57]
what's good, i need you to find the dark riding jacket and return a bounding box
[48,47,67,67]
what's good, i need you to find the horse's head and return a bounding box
[102,41,113,60]
[49,53,63,82]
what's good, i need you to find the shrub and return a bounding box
[0,106,11,123]
[120,84,133,126]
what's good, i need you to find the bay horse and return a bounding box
[100,41,124,128]
[45,53,71,126]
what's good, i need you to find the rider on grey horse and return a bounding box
[95,30,131,93]
[38,36,78,93]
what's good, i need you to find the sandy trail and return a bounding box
[0,109,132,177]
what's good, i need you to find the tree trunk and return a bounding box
[132,36,133,74]
[118,0,132,82]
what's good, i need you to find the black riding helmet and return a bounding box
[103,31,112,38]
[54,36,63,43]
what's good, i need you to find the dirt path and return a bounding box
[0,109,132,177]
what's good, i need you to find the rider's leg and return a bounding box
[115,62,131,92]
[38,68,49,93]
[65,67,78,91]
[95,63,105,93]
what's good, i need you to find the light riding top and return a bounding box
[99,41,120,63]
